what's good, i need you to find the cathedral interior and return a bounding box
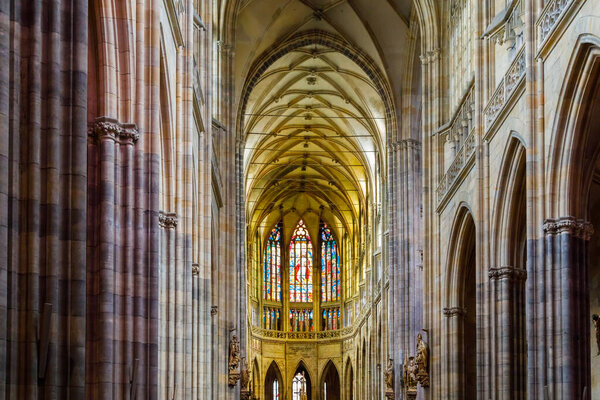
[3,0,600,399]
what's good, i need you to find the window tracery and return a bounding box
[289,220,313,303]
[320,223,340,302]
[263,223,282,301]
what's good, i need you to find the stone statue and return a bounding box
[415,333,430,387]
[228,335,241,386]
[240,357,249,390]
[384,358,395,398]
[229,335,240,371]
[403,356,418,390]
[384,358,394,390]
[593,314,600,355]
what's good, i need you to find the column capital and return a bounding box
[159,211,178,229]
[488,265,527,281]
[543,216,594,240]
[88,116,139,145]
[443,306,466,318]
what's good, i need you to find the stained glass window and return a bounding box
[292,372,308,400]
[289,220,313,303]
[263,223,282,301]
[320,223,340,302]
[264,307,281,330]
[273,378,279,399]
[289,309,313,332]
[321,307,341,331]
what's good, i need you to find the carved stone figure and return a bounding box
[384,358,395,398]
[229,335,240,371]
[415,333,430,387]
[240,357,249,389]
[593,314,600,355]
[228,335,241,386]
[403,356,418,390]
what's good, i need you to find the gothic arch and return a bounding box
[265,360,284,400]
[344,357,354,400]
[490,135,527,398]
[292,360,313,400]
[320,360,340,400]
[444,205,476,399]
[547,34,600,218]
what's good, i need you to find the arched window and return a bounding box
[289,220,313,303]
[292,372,308,400]
[264,223,282,301]
[273,378,280,399]
[320,223,340,302]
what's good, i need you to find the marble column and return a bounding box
[489,266,527,399]
[528,217,593,399]
[0,0,88,397]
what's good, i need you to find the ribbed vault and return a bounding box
[235,0,412,243]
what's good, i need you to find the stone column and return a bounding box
[442,307,466,400]
[527,217,593,399]
[489,266,527,399]
[0,1,88,397]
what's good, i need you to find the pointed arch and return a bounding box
[292,360,313,400]
[444,205,476,399]
[263,222,283,302]
[320,360,340,400]
[265,360,284,400]
[344,357,354,400]
[289,219,314,303]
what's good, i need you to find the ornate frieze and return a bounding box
[484,45,526,131]
[436,84,476,207]
[537,0,578,49]
[88,117,139,145]
[543,216,594,240]
[443,306,467,317]
[488,265,527,281]
[158,211,178,229]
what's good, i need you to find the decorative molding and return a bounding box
[543,217,594,240]
[484,45,526,132]
[443,307,466,318]
[436,83,476,210]
[163,0,184,47]
[419,48,440,65]
[211,306,218,316]
[488,265,527,281]
[158,211,178,229]
[88,117,139,145]
[192,263,199,276]
[536,0,580,54]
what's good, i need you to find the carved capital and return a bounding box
[211,305,218,316]
[419,48,441,65]
[88,117,139,144]
[488,265,527,281]
[443,306,466,317]
[192,263,199,276]
[543,216,594,240]
[159,211,178,229]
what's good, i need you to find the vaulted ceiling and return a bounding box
[233,0,415,242]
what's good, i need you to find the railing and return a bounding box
[537,0,578,49]
[484,45,526,130]
[436,84,475,204]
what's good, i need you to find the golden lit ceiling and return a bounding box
[233,0,413,242]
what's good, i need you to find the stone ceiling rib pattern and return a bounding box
[235,0,411,240]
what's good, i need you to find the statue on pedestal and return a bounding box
[228,335,241,386]
[415,333,430,387]
[403,356,418,400]
[384,358,395,399]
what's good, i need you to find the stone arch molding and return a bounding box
[547,33,600,219]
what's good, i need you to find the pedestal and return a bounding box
[240,389,251,400]
[228,371,240,386]
[405,389,417,400]
[385,389,395,399]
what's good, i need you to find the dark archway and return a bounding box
[460,215,477,400]
[292,362,312,400]
[320,361,340,400]
[345,358,354,400]
[265,361,284,400]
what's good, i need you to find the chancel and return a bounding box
[2,0,600,399]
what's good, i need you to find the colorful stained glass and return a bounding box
[264,307,281,330]
[263,223,282,302]
[289,220,313,303]
[321,307,341,331]
[289,309,313,332]
[320,223,341,302]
